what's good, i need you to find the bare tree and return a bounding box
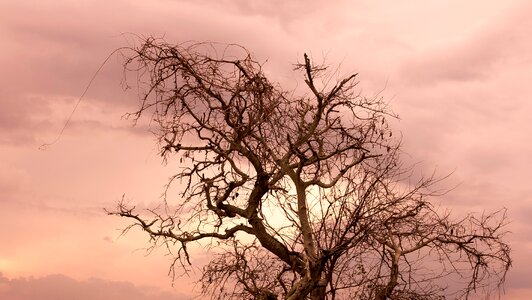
[108,37,511,300]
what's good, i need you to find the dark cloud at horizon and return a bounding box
[0,273,190,300]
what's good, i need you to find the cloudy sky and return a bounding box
[1,0,531,299]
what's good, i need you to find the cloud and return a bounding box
[391,2,532,181]
[176,0,348,29]
[0,0,300,147]
[505,289,532,300]
[399,1,532,85]
[0,273,189,300]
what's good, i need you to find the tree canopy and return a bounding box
[109,38,511,300]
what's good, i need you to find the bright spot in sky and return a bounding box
[0,258,13,273]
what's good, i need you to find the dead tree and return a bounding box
[108,37,511,299]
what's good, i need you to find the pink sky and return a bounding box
[1,0,531,299]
